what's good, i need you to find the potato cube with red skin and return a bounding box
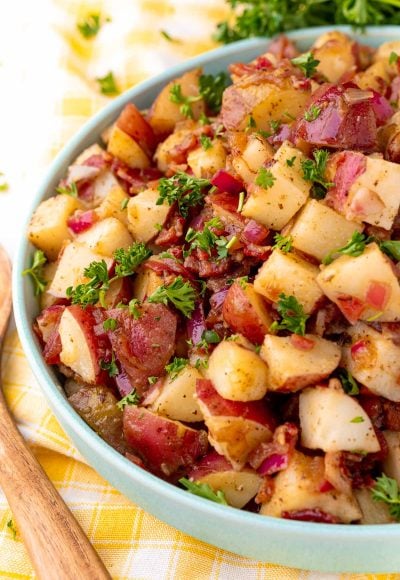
[316,244,400,323]
[312,32,360,83]
[147,68,206,135]
[102,277,132,309]
[260,334,341,392]
[75,217,133,257]
[151,365,204,423]
[58,306,105,384]
[242,142,310,230]
[36,304,66,365]
[260,450,362,523]
[188,450,262,508]
[208,341,269,402]
[342,322,400,402]
[123,406,208,476]
[195,379,275,470]
[116,103,157,158]
[107,125,150,170]
[27,195,82,260]
[254,249,323,314]
[132,266,164,302]
[47,242,113,299]
[289,199,363,262]
[299,386,380,453]
[222,281,273,344]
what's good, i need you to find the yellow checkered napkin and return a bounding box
[0,0,396,578]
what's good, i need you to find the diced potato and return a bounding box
[95,184,130,225]
[299,386,380,453]
[260,334,340,392]
[374,41,400,64]
[126,188,170,242]
[355,61,391,92]
[27,195,82,260]
[187,140,227,179]
[48,242,112,298]
[221,75,310,132]
[342,323,400,402]
[151,366,204,422]
[312,32,357,83]
[132,266,164,301]
[383,431,400,485]
[147,68,206,135]
[316,243,400,322]
[155,127,193,173]
[254,249,323,314]
[208,341,269,401]
[260,450,362,523]
[107,125,150,169]
[242,142,310,229]
[39,262,58,309]
[345,157,400,230]
[242,134,273,173]
[354,488,393,524]
[289,200,363,262]
[76,217,133,257]
[198,469,262,509]
[74,143,104,165]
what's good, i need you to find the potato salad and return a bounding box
[26,31,400,524]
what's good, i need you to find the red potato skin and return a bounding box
[123,406,208,476]
[116,103,158,157]
[188,450,233,480]
[222,282,271,344]
[35,304,66,364]
[196,379,276,429]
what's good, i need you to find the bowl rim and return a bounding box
[12,23,400,549]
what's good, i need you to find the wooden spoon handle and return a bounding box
[0,387,111,580]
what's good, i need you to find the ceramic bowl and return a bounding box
[13,25,400,573]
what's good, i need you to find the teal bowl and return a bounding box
[13,26,400,573]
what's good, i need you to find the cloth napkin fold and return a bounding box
[0,0,393,577]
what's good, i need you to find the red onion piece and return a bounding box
[258,453,289,476]
[211,169,243,195]
[68,164,100,183]
[186,302,206,346]
[115,369,135,397]
[370,90,393,126]
[210,288,228,311]
[242,220,269,244]
[326,151,366,212]
[67,210,97,234]
[351,340,367,359]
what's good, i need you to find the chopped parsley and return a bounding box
[199,112,211,125]
[185,217,235,260]
[322,232,372,265]
[6,519,17,540]
[148,376,158,385]
[380,240,400,262]
[273,233,293,253]
[100,353,119,377]
[179,477,228,505]
[128,298,141,319]
[96,72,119,96]
[372,474,400,520]
[336,368,359,396]
[350,416,364,423]
[56,182,78,197]
[157,172,210,218]
[286,156,296,167]
[169,84,202,119]
[255,167,275,189]
[246,115,257,131]
[0,172,9,192]
[270,293,309,336]
[120,198,129,210]
[304,104,322,122]
[160,30,180,43]
[103,318,117,331]
[199,72,229,114]
[114,243,152,278]
[117,388,140,410]
[291,52,320,77]
[199,135,213,150]
[390,51,399,65]
[301,149,333,199]
[77,13,109,39]
[148,276,196,318]
[22,250,47,296]
[165,357,189,380]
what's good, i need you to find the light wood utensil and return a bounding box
[0,245,111,580]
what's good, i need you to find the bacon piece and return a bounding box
[282,509,339,524]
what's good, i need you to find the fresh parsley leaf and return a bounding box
[103,318,117,331]
[0,172,9,192]
[380,240,400,261]
[160,29,180,43]
[304,104,321,121]
[199,135,213,150]
[255,167,275,189]
[273,233,293,253]
[22,250,47,296]
[120,198,129,210]
[114,243,152,277]
[237,276,248,289]
[148,276,196,318]
[66,259,109,307]
[199,112,211,125]
[390,51,399,65]
[246,115,257,131]
[185,217,234,260]
[6,519,17,540]
[117,388,140,410]
[148,376,158,385]
[77,13,109,38]
[322,232,372,265]
[199,72,229,114]
[301,149,333,195]
[336,368,359,396]
[291,52,320,77]
[157,172,210,218]
[179,477,228,505]
[372,474,400,521]
[350,416,364,423]
[96,72,119,96]
[165,357,188,380]
[56,182,78,197]
[270,293,309,336]
[100,353,119,377]
[128,298,141,319]
[169,83,202,119]
[286,156,296,167]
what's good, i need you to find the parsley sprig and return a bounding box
[199,72,229,114]
[157,172,210,218]
[22,250,47,296]
[322,232,372,265]
[96,72,119,96]
[169,84,202,119]
[117,389,140,410]
[301,149,333,199]
[380,240,400,262]
[291,52,320,78]
[148,276,196,318]
[185,217,234,260]
[100,353,119,377]
[336,368,359,396]
[304,104,322,122]
[372,474,400,520]
[165,357,189,380]
[114,244,152,277]
[270,293,309,336]
[255,167,275,189]
[179,477,228,505]
[273,233,293,253]
[56,182,78,197]
[77,13,110,39]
